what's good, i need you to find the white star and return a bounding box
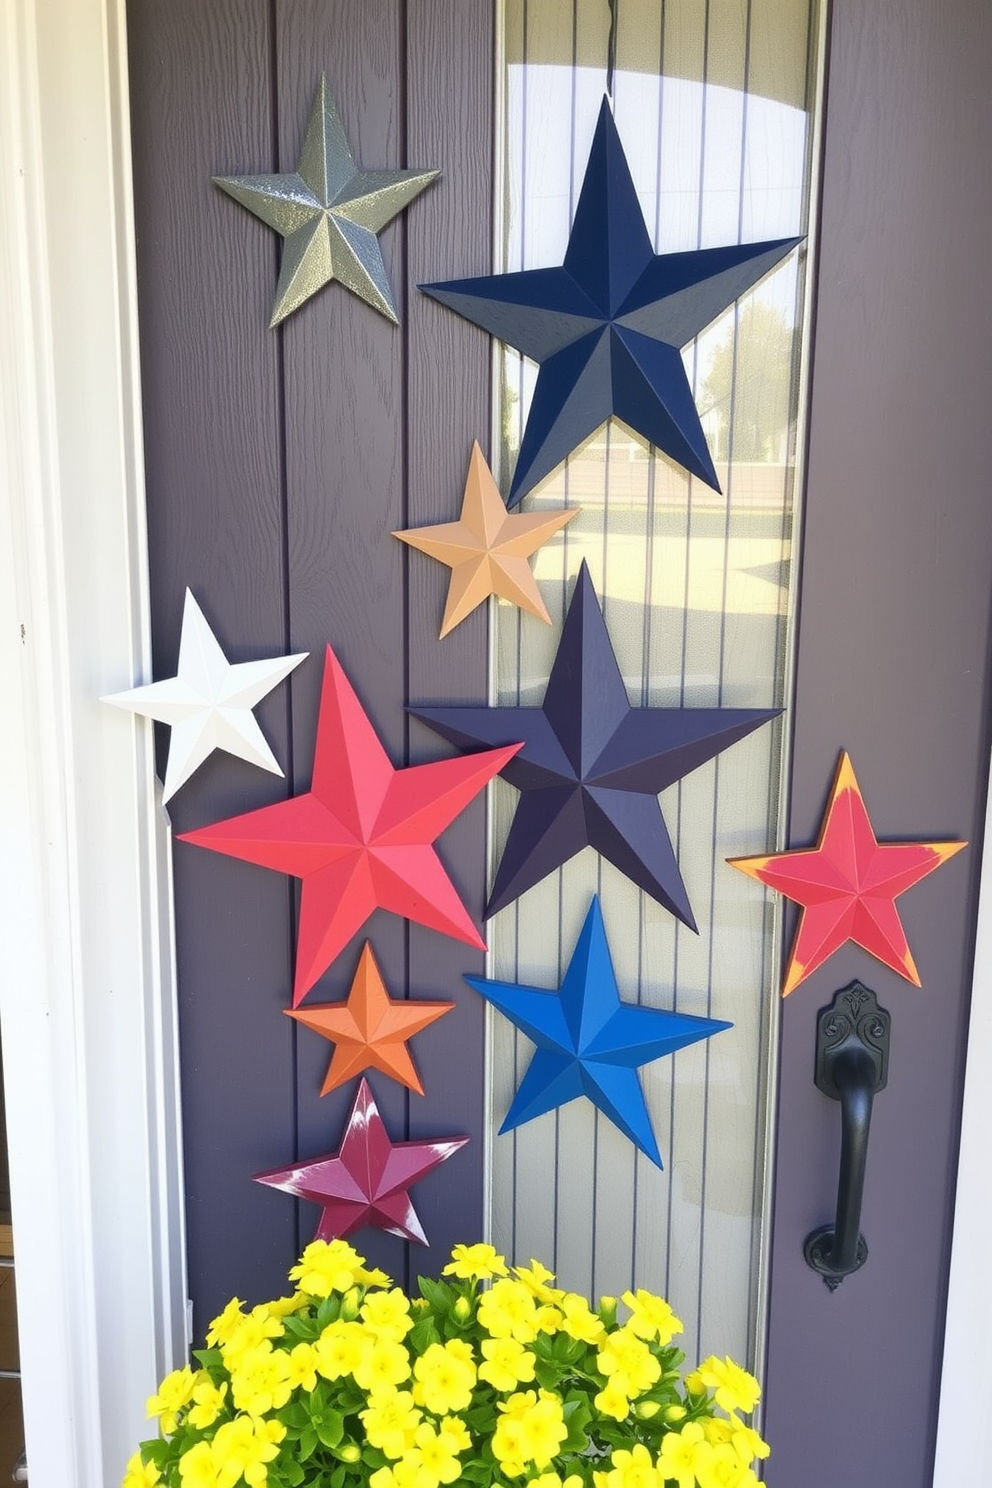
[102,589,307,802]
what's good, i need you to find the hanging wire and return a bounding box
[606,0,618,103]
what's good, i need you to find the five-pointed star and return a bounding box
[393,441,578,638]
[180,646,520,1004]
[467,896,729,1167]
[411,561,779,925]
[215,75,439,326]
[420,98,800,506]
[101,588,306,803]
[253,1078,468,1245]
[729,752,966,996]
[286,941,454,1095]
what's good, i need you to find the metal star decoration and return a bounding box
[729,752,966,996]
[286,941,454,1096]
[215,75,439,326]
[421,98,800,506]
[467,896,729,1167]
[179,645,521,1005]
[102,588,307,803]
[253,1078,468,1244]
[393,441,578,637]
[411,561,779,925]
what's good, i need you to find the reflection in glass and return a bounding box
[489,0,820,1373]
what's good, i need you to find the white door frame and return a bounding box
[0,0,988,1483]
[0,0,186,1483]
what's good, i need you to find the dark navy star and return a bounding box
[420,98,800,506]
[466,897,730,1166]
[411,561,780,926]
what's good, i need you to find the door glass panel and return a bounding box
[490,0,821,1372]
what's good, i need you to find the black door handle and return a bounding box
[803,982,890,1290]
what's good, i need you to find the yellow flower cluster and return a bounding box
[128,1239,769,1488]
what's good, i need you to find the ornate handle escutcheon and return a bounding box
[803,981,891,1290]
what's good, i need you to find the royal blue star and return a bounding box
[466,897,730,1167]
[420,98,800,506]
[411,561,780,926]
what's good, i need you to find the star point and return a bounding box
[394,442,578,637]
[411,561,779,925]
[216,75,439,326]
[101,588,306,802]
[179,645,521,1002]
[253,1077,468,1245]
[466,896,730,1167]
[420,97,800,505]
[729,751,966,995]
[286,941,454,1095]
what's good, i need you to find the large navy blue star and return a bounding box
[411,561,780,926]
[420,98,800,506]
[466,896,730,1166]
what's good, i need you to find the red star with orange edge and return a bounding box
[393,441,578,638]
[180,646,521,1005]
[287,941,453,1095]
[253,1078,468,1245]
[729,751,966,996]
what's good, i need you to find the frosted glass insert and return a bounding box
[491,0,819,1372]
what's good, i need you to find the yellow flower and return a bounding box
[361,1289,414,1341]
[478,1279,541,1343]
[188,1375,228,1430]
[530,1474,583,1488]
[478,1336,537,1392]
[358,1264,392,1288]
[147,1365,197,1434]
[443,1243,509,1281]
[558,1293,605,1344]
[412,1340,477,1415]
[720,1415,769,1465]
[229,1346,293,1416]
[399,1420,465,1488]
[436,1416,471,1454]
[261,1293,305,1318]
[212,1415,285,1488]
[620,1290,682,1347]
[492,1389,567,1471]
[360,1390,423,1458]
[289,1239,365,1297]
[354,1337,413,1393]
[656,1422,714,1488]
[221,1314,284,1373]
[595,1331,661,1398]
[593,1381,631,1422]
[314,1319,368,1380]
[602,1443,661,1488]
[177,1442,220,1488]
[205,1298,246,1349]
[511,1259,559,1302]
[122,1451,161,1487]
[696,1446,760,1488]
[694,1356,761,1415]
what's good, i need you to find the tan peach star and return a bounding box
[394,441,578,638]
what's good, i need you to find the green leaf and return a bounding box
[562,1395,592,1451]
[417,1275,452,1312]
[408,1316,441,1354]
[534,1360,560,1391]
[314,1411,344,1450]
[316,1294,340,1329]
[281,1460,306,1487]
[329,1467,347,1488]
[298,1428,318,1462]
[192,1347,223,1372]
[282,1314,318,1341]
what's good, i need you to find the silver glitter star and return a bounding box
[215,76,439,327]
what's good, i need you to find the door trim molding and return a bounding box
[932,762,992,1487]
[0,0,186,1481]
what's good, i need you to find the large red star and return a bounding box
[286,941,453,1095]
[729,752,966,996]
[253,1078,468,1244]
[180,646,520,1005]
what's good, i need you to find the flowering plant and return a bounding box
[125,1239,769,1488]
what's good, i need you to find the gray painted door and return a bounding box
[126,3,992,1487]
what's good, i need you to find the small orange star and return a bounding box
[286,942,454,1095]
[393,441,578,638]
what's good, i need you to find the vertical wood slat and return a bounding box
[127,0,298,1328]
[405,0,497,1263]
